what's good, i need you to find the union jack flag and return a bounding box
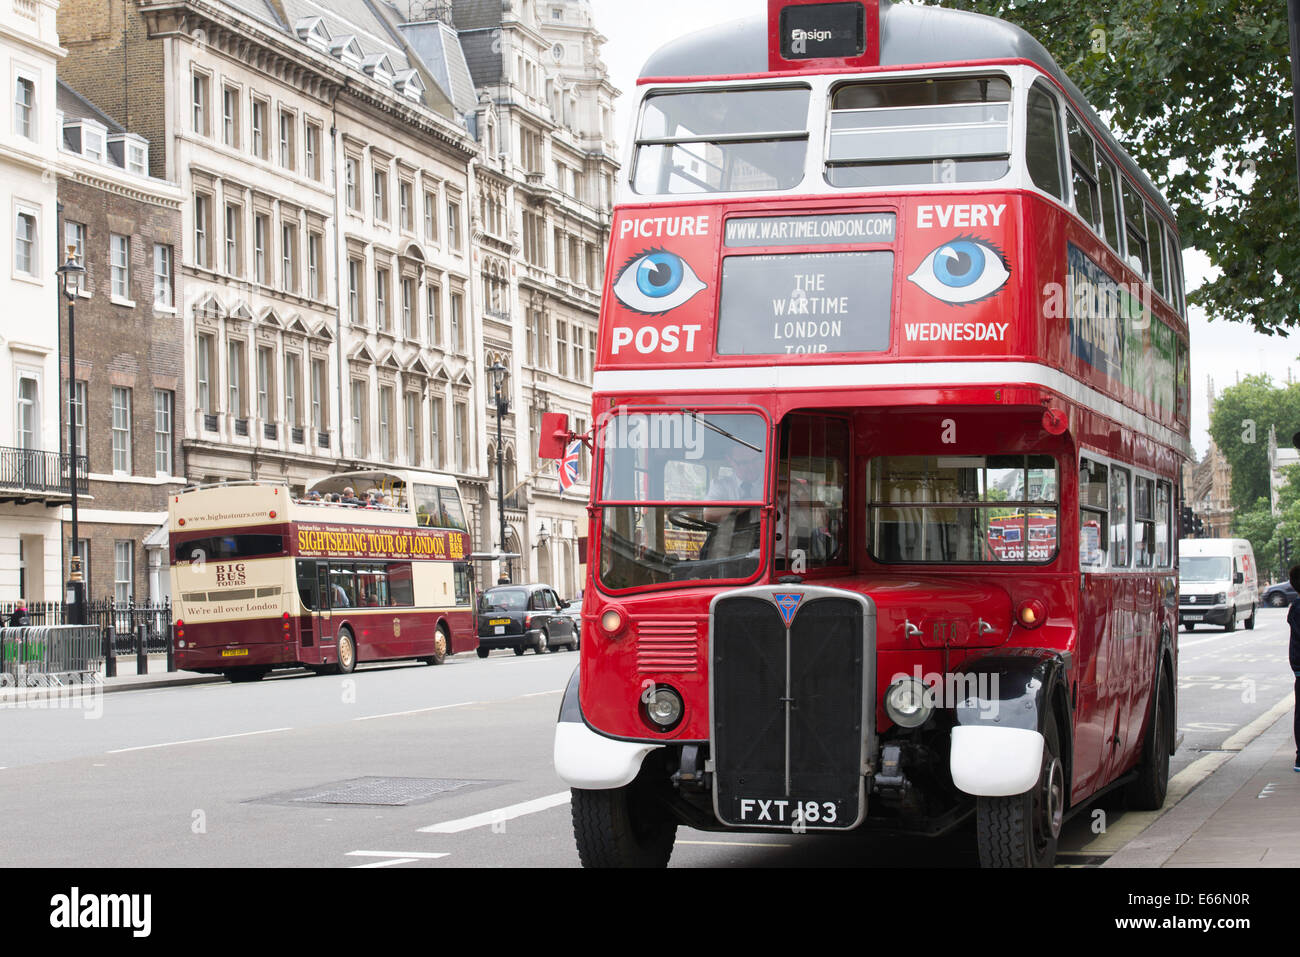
[558,440,582,494]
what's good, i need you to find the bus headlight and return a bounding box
[600,607,625,637]
[642,684,684,731]
[885,677,933,729]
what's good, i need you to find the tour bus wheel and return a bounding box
[975,711,1064,868]
[1125,665,1173,810]
[225,667,268,683]
[422,626,449,666]
[571,763,677,868]
[337,629,357,675]
[476,647,490,659]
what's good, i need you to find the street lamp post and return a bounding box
[488,360,511,583]
[56,246,86,626]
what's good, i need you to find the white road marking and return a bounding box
[353,702,476,721]
[347,851,449,859]
[419,791,571,833]
[107,727,292,753]
[350,857,419,868]
[517,690,563,698]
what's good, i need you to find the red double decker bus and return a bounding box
[549,0,1189,867]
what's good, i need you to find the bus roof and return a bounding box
[638,1,1176,226]
[306,468,457,492]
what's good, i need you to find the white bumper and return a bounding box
[950,725,1045,796]
[553,721,663,790]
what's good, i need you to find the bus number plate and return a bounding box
[221,649,249,658]
[735,797,841,826]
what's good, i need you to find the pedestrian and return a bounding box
[1289,564,1300,772]
[7,600,29,627]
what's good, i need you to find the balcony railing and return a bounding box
[0,447,88,499]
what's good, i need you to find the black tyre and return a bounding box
[975,712,1065,868]
[1183,621,1195,632]
[1245,605,1256,630]
[337,629,357,675]
[1126,664,1173,810]
[476,647,490,659]
[514,646,527,656]
[1225,606,1236,632]
[1268,593,1288,608]
[571,783,677,868]
[535,631,550,654]
[422,626,449,665]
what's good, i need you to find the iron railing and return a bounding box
[0,598,172,655]
[0,447,87,495]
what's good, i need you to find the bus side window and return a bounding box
[296,560,319,611]
[329,564,357,607]
[1026,80,1065,200]
[1133,476,1155,568]
[1155,480,1172,566]
[413,484,439,527]
[1109,466,1131,567]
[437,487,467,531]
[387,562,414,606]
[454,562,472,606]
[1079,458,1108,567]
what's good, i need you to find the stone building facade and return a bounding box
[57,79,185,603]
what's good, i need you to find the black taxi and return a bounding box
[476,584,577,657]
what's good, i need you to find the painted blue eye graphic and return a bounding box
[613,249,707,315]
[908,237,1010,305]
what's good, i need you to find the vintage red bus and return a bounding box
[170,469,475,681]
[549,0,1190,867]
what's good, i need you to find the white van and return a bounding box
[1178,538,1258,632]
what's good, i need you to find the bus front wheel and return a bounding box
[422,626,449,666]
[337,629,357,675]
[571,779,677,868]
[975,712,1064,868]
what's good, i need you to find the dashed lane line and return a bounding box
[418,791,571,833]
[353,702,476,721]
[107,727,293,753]
[347,850,450,868]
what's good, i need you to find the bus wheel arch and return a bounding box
[337,627,358,675]
[423,619,451,665]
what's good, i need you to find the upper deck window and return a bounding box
[825,75,1011,188]
[1026,80,1065,200]
[632,87,810,195]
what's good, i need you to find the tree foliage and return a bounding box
[921,0,1300,335]
[1233,466,1300,581]
[1206,374,1300,508]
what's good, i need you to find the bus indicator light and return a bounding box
[1017,600,1045,628]
[1042,408,1068,435]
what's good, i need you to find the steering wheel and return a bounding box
[667,508,717,532]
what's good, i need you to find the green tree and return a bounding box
[922,0,1300,335]
[1207,375,1300,508]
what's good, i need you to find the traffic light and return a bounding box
[1193,515,1204,538]
[1180,506,1194,536]
[1284,537,1294,563]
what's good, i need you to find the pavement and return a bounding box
[2,656,1297,868]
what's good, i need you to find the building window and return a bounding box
[399,181,413,231]
[115,541,134,603]
[281,222,298,293]
[376,267,389,331]
[305,121,321,180]
[426,283,441,345]
[14,74,36,139]
[447,199,461,250]
[278,109,295,169]
[251,97,268,159]
[345,156,360,211]
[556,321,568,377]
[197,334,214,412]
[351,380,367,458]
[311,359,327,434]
[429,395,443,469]
[153,244,174,308]
[14,209,37,276]
[405,393,420,465]
[284,352,301,427]
[228,341,245,417]
[69,380,87,459]
[194,193,212,269]
[573,328,585,381]
[224,204,241,275]
[257,346,274,421]
[402,277,415,338]
[424,189,437,242]
[373,169,389,223]
[348,257,363,323]
[111,386,132,473]
[453,401,467,472]
[378,385,394,460]
[110,234,130,300]
[154,389,173,474]
[65,221,88,294]
[307,232,322,299]
[17,374,38,449]
[191,71,209,135]
[222,85,240,147]
[450,291,464,352]
[587,330,597,384]
[254,214,268,284]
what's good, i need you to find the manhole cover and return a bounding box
[252,776,490,807]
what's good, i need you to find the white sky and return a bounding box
[587,0,1300,458]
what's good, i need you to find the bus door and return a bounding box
[316,562,335,652]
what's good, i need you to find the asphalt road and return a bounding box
[0,607,1291,868]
